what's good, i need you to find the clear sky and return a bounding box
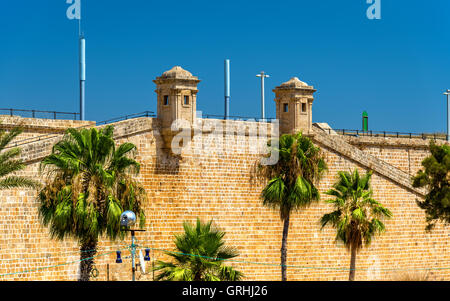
[1,0,449,133]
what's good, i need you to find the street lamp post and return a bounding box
[444,89,450,141]
[119,210,146,281]
[256,71,269,120]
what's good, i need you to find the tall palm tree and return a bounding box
[38,126,146,281]
[260,132,327,281]
[0,126,40,189]
[320,169,392,281]
[154,218,243,281]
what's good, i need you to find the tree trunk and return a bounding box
[79,237,97,281]
[349,244,357,281]
[194,270,203,281]
[280,212,290,281]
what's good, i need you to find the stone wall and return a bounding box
[0,115,95,146]
[0,117,449,281]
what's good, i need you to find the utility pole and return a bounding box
[256,71,269,120]
[79,34,85,121]
[444,89,450,141]
[224,59,230,119]
[78,1,85,121]
[66,0,85,120]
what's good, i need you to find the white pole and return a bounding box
[447,90,450,142]
[131,231,136,281]
[78,0,85,121]
[79,36,85,121]
[261,74,265,120]
[444,90,450,141]
[257,71,269,120]
[225,59,230,119]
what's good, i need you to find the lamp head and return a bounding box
[120,210,136,228]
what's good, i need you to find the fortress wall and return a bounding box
[0,160,80,281]
[342,136,437,177]
[314,141,449,281]
[0,116,95,145]
[0,117,449,281]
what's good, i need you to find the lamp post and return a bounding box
[444,89,450,141]
[256,71,269,120]
[118,210,146,281]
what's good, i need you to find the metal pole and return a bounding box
[131,230,136,281]
[447,91,450,142]
[261,75,265,120]
[444,90,450,141]
[224,59,230,120]
[79,36,86,121]
[256,71,269,120]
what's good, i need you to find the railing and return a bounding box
[96,111,156,125]
[327,128,447,141]
[202,114,276,122]
[0,108,80,120]
[5,111,156,149]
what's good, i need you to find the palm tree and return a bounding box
[0,126,40,189]
[38,126,146,281]
[260,132,327,281]
[320,169,392,281]
[154,218,243,281]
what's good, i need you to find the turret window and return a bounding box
[163,95,169,106]
[184,95,190,105]
[283,103,289,112]
[302,103,306,112]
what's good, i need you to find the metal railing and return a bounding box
[202,114,276,122]
[5,111,156,149]
[96,111,156,125]
[328,128,447,141]
[0,108,80,120]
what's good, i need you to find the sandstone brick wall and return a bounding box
[0,115,95,147]
[0,117,449,281]
[342,135,434,178]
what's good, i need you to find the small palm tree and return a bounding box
[320,169,392,281]
[154,218,243,281]
[260,132,327,281]
[0,126,40,189]
[38,126,146,281]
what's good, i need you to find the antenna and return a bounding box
[224,59,230,119]
[66,0,85,120]
[79,0,85,121]
[79,36,85,121]
[78,11,81,37]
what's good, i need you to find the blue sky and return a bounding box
[0,0,449,133]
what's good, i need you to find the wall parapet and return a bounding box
[0,115,95,133]
[342,135,446,149]
[311,127,426,197]
[16,117,157,164]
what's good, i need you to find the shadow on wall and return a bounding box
[154,127,181,175]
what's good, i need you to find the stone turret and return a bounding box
[154,66,200,128]
[273,77,316,135]
[154,66,200,151]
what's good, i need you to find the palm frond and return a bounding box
[154,219,243,281]
[320,168,392,249]
[0,127,22,151]
[37,125,147,244]
[0,176,40,189]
